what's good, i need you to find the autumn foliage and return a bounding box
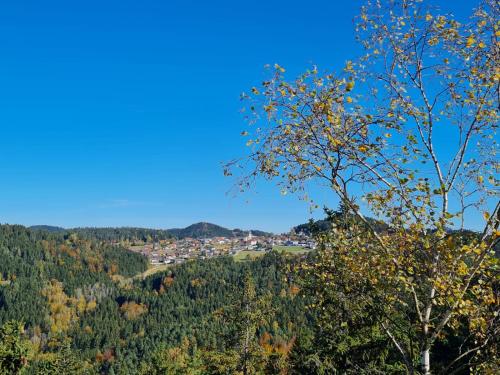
[120,301,148,320]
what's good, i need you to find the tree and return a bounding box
[226,0,499,373]
[292,216,406,374]
[138,338,204,375]
[0,321,33,375]
[29,338,95,375]
[215,273,274,374]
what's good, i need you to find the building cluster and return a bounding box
[128,231,316,265]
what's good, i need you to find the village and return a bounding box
[127,231,317,265]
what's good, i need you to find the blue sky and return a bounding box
[0,0,476,233]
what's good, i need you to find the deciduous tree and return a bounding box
[227,0,499,373]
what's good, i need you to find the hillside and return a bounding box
[29,225,66,233]
[1,223,490,374]
[167,221,271,239]
[0,224,148,328]
[30,222,272,241]
[0,224,306,374]
[69,227,174,242]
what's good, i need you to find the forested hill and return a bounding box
[29,222,271,241]
[0,223,308,374]
[0,224,148,328]
[1,223,490,374]
[29,225,66,233]
[68,227,174,242]
[166,222,271,239]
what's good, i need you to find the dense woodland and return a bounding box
[0,225,308,373]
[62,227,174,243]
[29,223,271,243]
[0,225,148,329]
[1,214,497,374]
[0,224,312,374]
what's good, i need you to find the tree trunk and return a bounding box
[421,347,430,375]
[421,274,436,374]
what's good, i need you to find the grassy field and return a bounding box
[272,245,309,254]
[133,264,172,279]
[233,250,266,262]
[129,245,145,251]
[234,246,310,262]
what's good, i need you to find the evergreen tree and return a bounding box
[0,321,32,375]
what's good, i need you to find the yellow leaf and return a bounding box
[264,104,274,112]
[457,261,468,276]
[425,14,433,21]
[345,61,353,72]
[327,133,341,147]
[274,63,285,73]
[345,81,355,92]
[483,211,490,221]
[358,145,369,153]
[428,37,439,46]
[466,35,475,48]
[346,96,353,103]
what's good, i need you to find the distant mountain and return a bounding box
[167,222,271,239]
[28,222,271,240]
[29,225,66,233]
[69,227,174,242]
[167,222,232,238]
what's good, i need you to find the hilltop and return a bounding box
[29,225,66,233]
[28,222,272,241]
[167,222,271,239]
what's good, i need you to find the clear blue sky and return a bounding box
[0,0,475,233]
